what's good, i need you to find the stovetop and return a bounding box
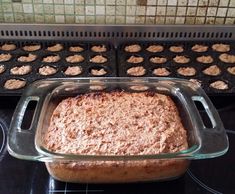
[0,96,235,194]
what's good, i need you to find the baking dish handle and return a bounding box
[190,95,229,159]
[7,95,44,161]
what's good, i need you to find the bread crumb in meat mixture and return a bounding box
[212,43,230,52]
[69,46,84,52]
[0,65,5,74]
[124,44,141,53]
[150,56,167,64]
[43,55,60,63]
[219,53,235,63]
[0,53,12,62]
[4,79,26,90]
[146,45,164,53]
[90,55,107,63]
[153,68,170,76]
[227,66,235,75]
[177,67,196,76]
[23,44,41,52]
[127,66,146,76]
[210,80,228,90]
[18,53,37,62]
[91,68,107,76]
[44,92,188,155]
[39,66,57,76]
[203,65,221,76]
[47,44,63,52]
[169,46,184,53]
[1,43,16,51]
[173,55,190,64]
[127,56,144,63]
[66,54,84,63]
[10,65,32,75]
[196,55,213,64]
[191,44,208,52]
[91,45,107,52]
[64,66,82,76]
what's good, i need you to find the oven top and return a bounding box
[0,25,235,193]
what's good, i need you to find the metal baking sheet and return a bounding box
[118,41,235,95]
[0,40,116,96]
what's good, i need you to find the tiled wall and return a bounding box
[0,0,234,24]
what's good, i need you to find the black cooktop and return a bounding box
[0,96,235,194]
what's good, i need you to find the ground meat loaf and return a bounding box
[91,68,107,76]
[18,54,37,62]
[219,54,235,63]
[23,44,41,52]
[212,43,230,52]
[124,44,141,52]
[150,56,167,64]
[173,56,190,64]
[203,65,221,76]
[191,44,208,52]
[196,55,213,64]
[1,43,16,51]
[169,46,184,53]
[66,54,84,63]
[90,55,107,63]
[39,66,57,76]
[127,56,144,63]
[129,85,149,91]
[47,44,63,52]
[10,65,32,75]
[0,53,12,62]
[210,80,229,90]
[127,66,146,76]
[153,68,170,76]
[0,65,5,74]
[177,67,196,76]
[43,55,61,63]
[44,91,189,183]
[189,79,202,87]
[89,80,106,91]
[227,66,235,75]
[64,66,82,76]
[91,45,107,52]
[4,79,26,90]
[146,45,164,53]
[44,92,188,155]
[69,46,84,52]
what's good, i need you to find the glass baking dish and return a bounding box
[7,78,228,183]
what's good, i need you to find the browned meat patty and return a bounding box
[4,79,26,90]
[127,66,146,76]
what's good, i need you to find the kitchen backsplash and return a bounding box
[0,0,234,24]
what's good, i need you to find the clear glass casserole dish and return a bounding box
[7,78,228,183]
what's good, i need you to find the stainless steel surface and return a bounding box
[0,24,235,47]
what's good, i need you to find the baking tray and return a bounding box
[0,40,116,96]
[118,41,235,95]
[7,78,228,183]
